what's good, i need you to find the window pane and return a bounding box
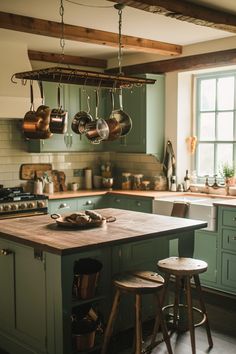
[197,144,214,176]
[200,79,216,111]
[199,112,215,140]
[217,112,234,140]
[216,144,233,173]
[217,76,234,110]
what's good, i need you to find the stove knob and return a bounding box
[3,204,10,211]
[27,202,35,209]
[11,204,18,211]
[19,203,27,210]
[37,201,45,208]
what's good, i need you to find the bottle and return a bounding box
[122,173,131,190]
[184,170,190,191]
[170,176,177,192]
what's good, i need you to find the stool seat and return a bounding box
[158,256,208,276]
[114,271,164,294]
[101,271,173,354]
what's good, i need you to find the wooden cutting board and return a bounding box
[52,170,67,192]
[20,164,52,180]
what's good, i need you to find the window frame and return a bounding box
[195,70,236,178]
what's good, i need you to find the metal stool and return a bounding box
[101,271,173,354]
[152,257,213,354]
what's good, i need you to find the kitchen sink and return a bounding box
[152,195,227,231]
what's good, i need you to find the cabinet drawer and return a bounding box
[222,229,236,251]
[222,209,236,228]
[129,198,152,213]
[48,198,77,214]
[222,252,236,291]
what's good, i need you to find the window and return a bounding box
[195,71,236,177]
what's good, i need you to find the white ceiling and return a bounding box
[0,0,235,59]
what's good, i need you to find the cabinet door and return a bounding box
[0,240,47,352]
[48,198,77,214]
[194,230,218,285]
[129,197,152,213]
[0,239,15,331]
[221,252,236,292]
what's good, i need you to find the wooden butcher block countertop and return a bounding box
[0,208,207,255]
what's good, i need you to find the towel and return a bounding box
[163,140,176,190]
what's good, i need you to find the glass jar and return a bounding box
[122,172,131,190]
[133,174,143,190]
[141,180,150,191]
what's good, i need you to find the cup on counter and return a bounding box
[71,182,78,191]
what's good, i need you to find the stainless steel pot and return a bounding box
[71,94,93,134]
[110,89,132,137]
[85,89,109,144]
[49,85,68,134]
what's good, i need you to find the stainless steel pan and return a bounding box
[110,88,132,137]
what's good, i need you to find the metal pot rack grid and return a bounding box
[13,67,156,89]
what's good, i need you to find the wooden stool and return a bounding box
[153,257,213,354]
[101,271,173,354]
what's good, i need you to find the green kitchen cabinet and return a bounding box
[193,230,218,287]
[218,206,236,294]
[48,195,105,214]
[48,197,78,214]
[0,238,47,354]
[105,193,153,213]
[102,74,165,160]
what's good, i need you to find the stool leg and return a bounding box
[135,294,142,354]
[155,293,173,354]
[193,274,213,348]
[150,273,170,348]
[173,276,180,328]
[185,276,196,354]
[101,289,121,354]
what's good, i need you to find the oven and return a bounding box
[0,187,48,219]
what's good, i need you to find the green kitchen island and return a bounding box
[0,208,207,354]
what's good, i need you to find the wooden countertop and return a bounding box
[46,189,236,201]
[0,208,207,255]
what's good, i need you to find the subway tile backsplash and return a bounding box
[0,120,163,189]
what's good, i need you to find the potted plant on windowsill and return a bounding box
[219,163,235,194]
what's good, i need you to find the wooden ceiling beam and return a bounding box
[28,50,107,68]
[0,11,182,56]
[108,0,236,33]
[106,48,236,75]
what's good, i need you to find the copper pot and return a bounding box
[110,89,132,137]
[23,82,52,140]
[49,85,68,134]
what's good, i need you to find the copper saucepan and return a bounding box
[110,88,132,137]
[23,81,52,140]
[105,91,122,141]
[49,85,68,134]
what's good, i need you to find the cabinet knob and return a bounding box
[86,200,92,205]
[136,202,141,207]
[232,236,236,241]
[0,249,13,256]
[115,199,121,203]
[233,217,236,221]
[59,203,70,209]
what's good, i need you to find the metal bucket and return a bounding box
[73,258,103,300]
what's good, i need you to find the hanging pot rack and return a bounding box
[12,66,156,89]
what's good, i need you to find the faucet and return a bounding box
[211,174,219,189]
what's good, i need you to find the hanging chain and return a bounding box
[60,0,65,61]
[118,7,123,75]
